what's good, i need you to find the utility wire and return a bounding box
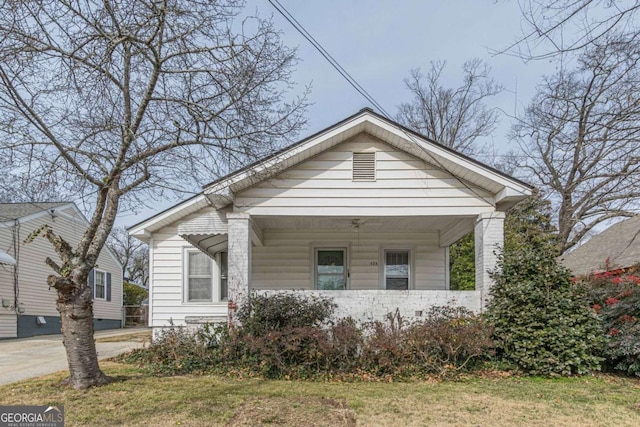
[267,0,511,206]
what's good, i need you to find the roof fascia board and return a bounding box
[365,116,532,195]
[205,112,531,199]
[128,194,208,237]
[0,202,76,227]
[205,115,369,196]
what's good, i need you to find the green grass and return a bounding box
[1,362,640,426]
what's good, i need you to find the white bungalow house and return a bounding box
[129,109,532,333]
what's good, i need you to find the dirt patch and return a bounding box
[96,331,151,343]
[226,396,356,427]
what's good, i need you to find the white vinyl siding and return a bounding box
[151,223,227,327]
[252,230,445,291]
[0,313,16,338]
[0,205,122,322]
[233,133,495,217]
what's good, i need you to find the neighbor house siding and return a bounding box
[17,207,122,321]
[0,313,16,338]
[151,223,227,327]
[252,230,446,291]
[234,133,495,217]
[0,224,17,337]
[0,206,122,337]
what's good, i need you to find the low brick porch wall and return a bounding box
[259,289,484,323]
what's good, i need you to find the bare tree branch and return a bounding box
[396,58,502,156]
[0,0,308,389]
[511,34,640,252]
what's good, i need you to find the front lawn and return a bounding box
[1,363,639,426]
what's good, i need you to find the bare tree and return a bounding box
[396,59,503,156]
[0,0,307,389]
[511,34,640,253]
[505,0,640,59]
[107,227,148,287]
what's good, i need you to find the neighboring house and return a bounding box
[560,216,640,276]
[0,202,123,338]
[129,109,532,335]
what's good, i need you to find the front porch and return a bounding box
[179,211,504,323]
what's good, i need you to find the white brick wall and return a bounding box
[260,289,482,323]
[227,213,252,323]
[474,212,505,309]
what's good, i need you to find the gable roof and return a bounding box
[129,109,534,238]
[0,201,123,269]
[560,216,640,276]
[203,108,532,192]
[0,202,71,222]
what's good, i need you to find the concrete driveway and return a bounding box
[0,328,149,385]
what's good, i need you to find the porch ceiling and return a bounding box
[253,215,469,233]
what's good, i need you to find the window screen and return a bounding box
[187,251,212,301]
[385,250,409,290]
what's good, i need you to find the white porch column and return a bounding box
[474,211,505,309]
[226,212,252,325]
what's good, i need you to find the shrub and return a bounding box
[121,293,493,380]
[582,266,640,376]
[119,322,221,375]
[123,282,148,306]
[236,292,336,337]
[486,247,604,376]
[360,307,493,377]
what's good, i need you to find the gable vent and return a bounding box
[353,152,376,181]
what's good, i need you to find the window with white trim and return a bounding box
[185,250,213,302]
[183,249,228,303]
[384,250,411,290]
[94,270,106,300]
[219,251,228,301]
[315,248,347,290]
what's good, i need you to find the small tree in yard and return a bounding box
[486,241,604,376]
[0,0,307,389]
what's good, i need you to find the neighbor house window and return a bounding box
[185,250,213,302]
[94,270,106,300]
[384,250,410,290]
[315,248,347,290]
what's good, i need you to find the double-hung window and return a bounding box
[384,250,411,290]
[94,270,106,300]
[89,269,111,301]
[315,248,347,290]
[184,249,228,302]
[186,250,213,302]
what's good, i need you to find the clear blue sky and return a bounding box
[119,0,555,227]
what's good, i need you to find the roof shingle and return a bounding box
[0,202,71,221]
[560,216,640,276]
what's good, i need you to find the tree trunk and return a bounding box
[56,279,110,389]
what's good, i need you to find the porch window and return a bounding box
[186,250,213,302]
[315,248,347,290]
[384,250,410,290]
[219,251,228,301]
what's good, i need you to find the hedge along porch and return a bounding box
[129,109,532,334]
